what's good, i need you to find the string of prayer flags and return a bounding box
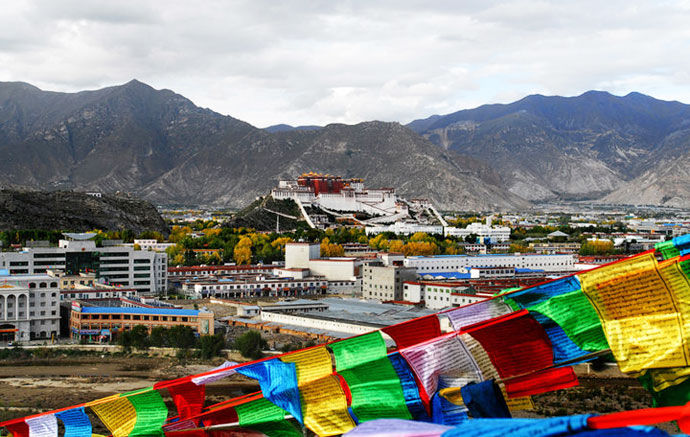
[279,346,355,436]
[330,331,411,422]
[466,310,578,397]
[444,299,512,331]
[381,314,441,349]
[579,252,690,372]
[25,415,57,437]
[440,415,593,437]
[163,380,206,420]
[55,407,92,437]
[236,359,302,424]
[388,352,430,421]
[400,334,482,400]
[460,380,511,419]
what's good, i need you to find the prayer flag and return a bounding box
[55,407,91,437]
[25,415,57,437]
[382,315,441,349]
[237,359,302,424]
[165,381,206,420]
[466,311,578,397]
[444,299,513,331]
[400,334,482,399]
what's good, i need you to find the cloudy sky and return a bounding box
[1,1,690,127]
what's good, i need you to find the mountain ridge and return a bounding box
[0,80,525,211]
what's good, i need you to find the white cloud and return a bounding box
[1,0,690,127]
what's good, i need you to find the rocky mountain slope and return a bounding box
[408,91,690,203]
[0,80,526,211]
[0,190,168,233]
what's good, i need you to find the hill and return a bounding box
[0,190,168,234]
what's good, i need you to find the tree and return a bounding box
[168,325,198,350]
[130,325,150,350]
[117,330,133,353]
[234,330,267,359]
[150,327,169,347]
[199,334,226,359]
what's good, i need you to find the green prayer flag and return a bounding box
[249,420,303,437]
[340,357,412,422]
[331,331,411,422]
[236,398,287,426]
[128,389,168,437]
[656,240,681,260]
[639,372,690,407]
[529,289,609,352]
[330,331,387,371]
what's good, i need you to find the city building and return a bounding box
[0,233,167,295]
[0,271,61,342]
[444,219,511,242]
[402,281,492,310]
[69,298,214,341]
[365,222,444,236]
[403,253,575,273]
[182,276,330,299]
[361,263,418,301]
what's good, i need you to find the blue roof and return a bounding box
[80,307,200,316]
[424,272,472,279]
[515,268,544,273]
[0,269,9,276]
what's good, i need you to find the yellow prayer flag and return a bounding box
[90,397,137,437]
[580,253,690,373]
[281,346,333,385]
[299,374,355,436]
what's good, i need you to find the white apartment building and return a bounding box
[402,281,490,310]
[365,222,444,236]
[0,233,167,295]
[404,253,575,273]
[444,222,511,242]
[0,273,61,341]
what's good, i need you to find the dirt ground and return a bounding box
[0,354,681,435]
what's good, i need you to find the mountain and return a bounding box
[263,124,322,133]
[0,80,525,211]
[0,190,168,234]
[408,91,690,203]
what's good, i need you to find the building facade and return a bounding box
[0,273,61,342]
[0,233,167,295]
[362,264,418,301]
[69,299,214,341]
[404,253,575,273]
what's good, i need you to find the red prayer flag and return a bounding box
[382,315,442,349]
[167,381,207,420]
[466,310,578,397]
[5,421,29,437]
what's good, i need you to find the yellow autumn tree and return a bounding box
[234,236,254,265]
[388,239,405,253]
[402,241,438,256]
[321,238,345,257]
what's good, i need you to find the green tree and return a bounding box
[199,334,226,359]
[130,325,150,350]
[117,330,133,353]
[168,325,198,349]
[150,327,169,347]
[234,330,267,359]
